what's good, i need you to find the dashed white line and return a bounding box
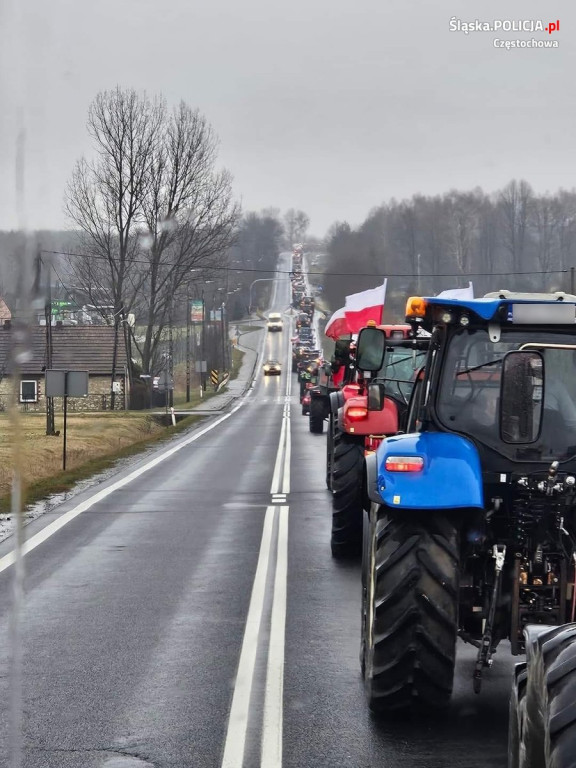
[220,505,276,768]
[261,505,289,768]
[221,318,292,768]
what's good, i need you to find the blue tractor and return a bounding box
[358,291,576,718]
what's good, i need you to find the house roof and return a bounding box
[0,324,128,376]
[0,299,11,321]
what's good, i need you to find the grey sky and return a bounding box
[0,0,574,237]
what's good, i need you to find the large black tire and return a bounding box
[362,507,459,712]
[326,413,340,491]
[309,397,325,434]
[509,623,576,768]
[331,436,364,558]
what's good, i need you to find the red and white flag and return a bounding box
[436,282,474,300]
[344,280,387,334]
[324,306,349,340]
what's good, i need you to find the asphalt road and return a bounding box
[0,269,516,767]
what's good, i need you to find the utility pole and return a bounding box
[168,293,174,408]
[220,301,226,372]
[201,289,206,391]
[44,258,56,436]
[186,286,191,402]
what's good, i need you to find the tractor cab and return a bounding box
[400,293,576,472]
[360,291,576,715]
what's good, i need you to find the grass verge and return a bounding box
[0,332,252,516]
[0,411,204,515]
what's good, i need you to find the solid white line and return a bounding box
[270,414,287,496]
[0,402,246,576]
[282,412,291,495]
[221,505,276,768]
[261,505,289,768]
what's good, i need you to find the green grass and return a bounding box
[0,341,249,515]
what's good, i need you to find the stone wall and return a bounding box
[0,375,127,412]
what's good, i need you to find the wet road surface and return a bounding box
[0,277,515,767]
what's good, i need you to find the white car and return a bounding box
[267,312,283,332]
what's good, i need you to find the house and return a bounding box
[0,322,129,412]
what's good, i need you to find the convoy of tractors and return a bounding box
[285,246,576,767]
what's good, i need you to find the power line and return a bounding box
[41,250,569,279]
[50,261,89,309]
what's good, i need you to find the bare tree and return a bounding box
[284,209,309,246]
[65,87,163,407]
[552,191,576,275]
[498,179,533,275]
[531,194,556,273]
[446,190,479,276]
[133,102,239,375]
[65,89,239,394]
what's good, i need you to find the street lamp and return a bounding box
[248,278,285,315]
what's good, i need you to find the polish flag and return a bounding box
[344,280,387,334]
[324,306,350,340]
[436,282,474,300]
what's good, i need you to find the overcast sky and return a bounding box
[0,0,574,237]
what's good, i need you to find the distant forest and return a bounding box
[321,180,576,321]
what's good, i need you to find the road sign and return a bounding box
[45,370,89,397]
[210,369,219,386]
[190,299,204,323]
[157,370,173,391]
[44,370,89,472]
[194,361,207,373]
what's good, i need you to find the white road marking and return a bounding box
[261,505,289,768]
[220,505,276,768]
[0,401,247,576]
[221,318,292,768]
[270,414,287,495]
[282,412,291,495]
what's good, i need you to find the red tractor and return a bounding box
[327,323,429,557]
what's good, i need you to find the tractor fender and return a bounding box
[329,390,344,416]
[375,432,484,510]
[365,451,385,505]
[341,395,398,437]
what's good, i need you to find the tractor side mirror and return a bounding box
[356,327,386,373]
[367,382,386,411]
[500,350,544,443]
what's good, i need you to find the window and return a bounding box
[20,380,38,403]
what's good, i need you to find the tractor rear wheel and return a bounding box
[331,436,364,557]
[362,507,459,712]
[309,397,325,433]
[326,413,340,490]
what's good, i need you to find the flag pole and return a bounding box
[380,278,387,324]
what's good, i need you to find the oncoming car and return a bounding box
[267,312,283,332]
[263,360,282,376]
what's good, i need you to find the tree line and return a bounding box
[322,181,576,320]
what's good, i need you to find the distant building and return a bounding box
[0,323,128,412]
[0,298,11,323]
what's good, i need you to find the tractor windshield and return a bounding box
[435,327,576,461]
[376,348,427,403]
